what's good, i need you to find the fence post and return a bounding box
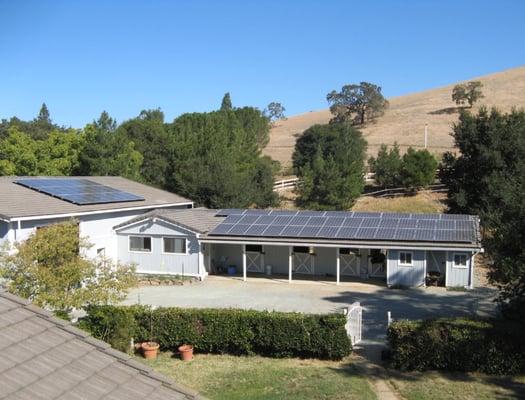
[387,311,392,327]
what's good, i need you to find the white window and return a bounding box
[163,237,187,254]
[129,236,152,252]
[399,251,413,266]
[453,253,468,268]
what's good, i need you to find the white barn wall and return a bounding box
[116,219,201,276]
[446,251,472,287]
[387,249,426,287]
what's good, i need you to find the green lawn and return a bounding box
[140,352,377,400]
[388,370,525,400]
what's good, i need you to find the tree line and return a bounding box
[0,95,284,208]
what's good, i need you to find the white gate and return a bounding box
[341,253,360,276]
[293,252,314,274]
[246,251,264,273]
[345,302,362,345]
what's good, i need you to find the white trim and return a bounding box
[336,247,340,285]
[114,214,199,235]
[161,236,188,255]
[423,250,427,287]
[445,251,450,287]
[10,202,194,222]
[452,252,469,269]
[242,244,247,282]
[398,251,414,266]
[288,246,292,283]
[469,251,478,289]
[128,235,153,253]
[200,238,481,252]
[386,250,390,286]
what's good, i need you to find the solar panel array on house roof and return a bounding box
[15,178,145,205]
[210,209,479,243]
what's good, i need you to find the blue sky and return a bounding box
[1,0,524,127]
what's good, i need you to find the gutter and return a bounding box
[8,202,194,222]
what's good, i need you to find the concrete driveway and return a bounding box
[123,276,498,357]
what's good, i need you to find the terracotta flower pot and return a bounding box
[178,344,194,361]
[141,341,159,359]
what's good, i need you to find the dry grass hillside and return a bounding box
[265,66,525,171]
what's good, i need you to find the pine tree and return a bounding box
[220,92,233,111]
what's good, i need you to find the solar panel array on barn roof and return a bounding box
[210,209,479,244]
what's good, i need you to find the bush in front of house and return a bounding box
[78,305,352,360]
[387,318,525,374]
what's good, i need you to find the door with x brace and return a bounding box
[246,251,264,273]
[293,251,314,275]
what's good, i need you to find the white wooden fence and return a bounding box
[273,173,375,192]
[344,302,363,345]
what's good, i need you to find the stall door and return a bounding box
[340,249,360,276]
[293,247,314,275]
[246,245,264,273]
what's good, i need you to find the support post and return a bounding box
[288,246,293,283]
[261,245,265,274]
[242,244,247,282]
[336,247,340,285]
[206,244,212,276]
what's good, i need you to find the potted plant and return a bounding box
[178,344,194,361]
[142,308,159,359]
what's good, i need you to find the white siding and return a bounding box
[117,219,201,276]
[387,249,426,287]
[446,251,473,288]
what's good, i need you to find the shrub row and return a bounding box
[78,305,352,360]
[387,318,525,374]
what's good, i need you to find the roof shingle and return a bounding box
[0,290,203,400]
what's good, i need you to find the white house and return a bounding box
[0,176,483,288]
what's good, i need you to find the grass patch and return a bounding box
[140,352,376,400]
[388,370,525,400]
[352,192,446,214]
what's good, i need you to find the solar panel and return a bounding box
[414,229,435,241]
[263,225,286,236]
[374,228,397,240]
[342,218,363,227]
[289,216,311,225]
[223,215,244,224]
[228,224,251,235]
[245,224,268,236]
[307,216,326,226]
[417,220,437,229]
[356,227,378,239]
[360,218,380,228]
[317,226,340,238]
[397,219,418,229]
[209,223,235,235]
[208,209,478,244]
[15,178,144,205]
[300,226,321,237]
[238,215,260,224]
[324,216,345,226]
[273,216,293,225]
[336,227,358,239]
[281,225,304,237]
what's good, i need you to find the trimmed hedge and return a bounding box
[388,318,525,374]
[78,305,352,360]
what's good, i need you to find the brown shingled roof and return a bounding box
[0,290,204,399]
[114,208,224,234]
[0,176,192,220]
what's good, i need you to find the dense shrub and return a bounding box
[79,305,352,360]
[388,318,525,374]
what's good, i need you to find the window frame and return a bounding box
[162,236,188,255]
[129,235,152,253]
[452,252,468,269]
[398,251,414,266]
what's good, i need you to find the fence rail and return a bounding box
[362,183,447,198]
[274,173,376,192]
